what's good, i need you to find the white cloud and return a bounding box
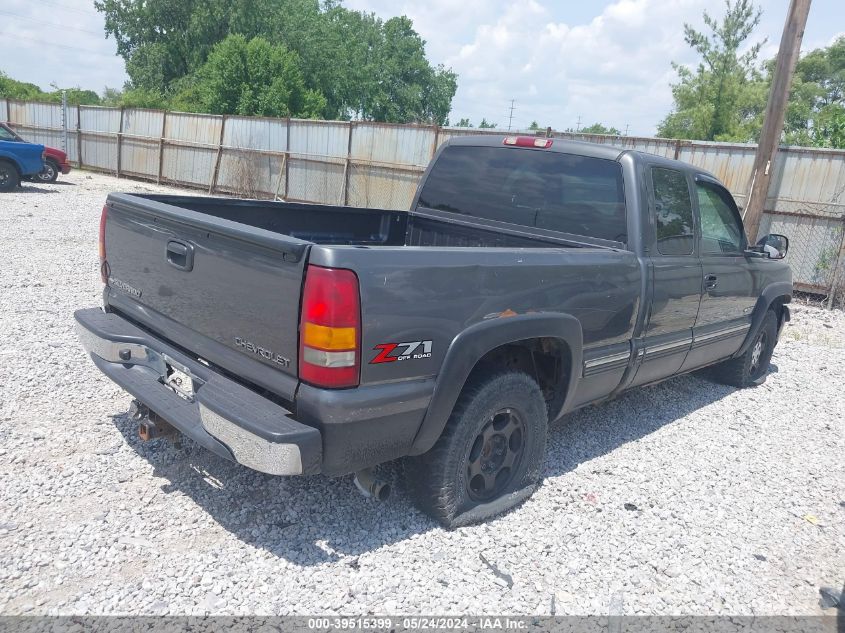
[0,0,127,93]
[347,0,845,134]
[345,0,712,133]
[2,0,843,135]
[436,0,712,134]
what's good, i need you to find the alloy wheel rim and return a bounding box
[466,408,525,501]
[750,331,767,373]
[38,165,55,181]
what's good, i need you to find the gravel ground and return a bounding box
[0,170,843,617]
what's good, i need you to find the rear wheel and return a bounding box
[0,161,19,192]
[36,159,59,183]
[709,310,778,388]
[406,369,548,528]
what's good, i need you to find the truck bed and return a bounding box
[131,194,623,251]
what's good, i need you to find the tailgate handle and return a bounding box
[166,240,194,271]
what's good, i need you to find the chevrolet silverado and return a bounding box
[75,135,792,527]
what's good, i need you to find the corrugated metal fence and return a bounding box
[3,97,844,295]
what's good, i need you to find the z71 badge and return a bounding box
[370,340,433,364]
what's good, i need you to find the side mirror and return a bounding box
[756,233,788,260]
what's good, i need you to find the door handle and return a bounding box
[166,240,194,271]
[704,274,718,290]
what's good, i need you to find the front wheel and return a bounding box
[36,160,59,183]
[405,370,548,528]
[709,310,778,388]
[0,161,19,192]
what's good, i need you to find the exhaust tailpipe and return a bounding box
[353,468,391,501]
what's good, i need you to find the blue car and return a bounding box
[0,137,46,192]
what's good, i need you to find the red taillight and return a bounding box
[299,265,361,388]
[503,136,553,149]
[99,204,108,284]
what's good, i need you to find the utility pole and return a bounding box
[576,115,581,133]
[61,90,68,154]
[743,0,811,242]
[507,99,516,131]
[624,124,630,137]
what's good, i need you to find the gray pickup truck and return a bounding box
[75,134,792,527]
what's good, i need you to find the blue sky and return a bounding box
[1,0,843,135]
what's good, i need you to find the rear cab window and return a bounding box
[416,145,627,243]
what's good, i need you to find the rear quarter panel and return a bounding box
[309,245,641,386]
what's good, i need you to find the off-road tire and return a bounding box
[709,310,778,388]
[0,160,19,192]
[406,369,548,528]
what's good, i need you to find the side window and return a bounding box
[651,167,694,256]
[696,182,744,254]
[0,127,17,141]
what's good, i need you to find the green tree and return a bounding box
[94,0,457,123]
[0,72,102,105]
[454,118,473,127]
[356,16,456,124]
[46,87,101,106]
[0,72,46,100]
[478,118,497,128]
[658,0,765,141]
[95,0,231,93]
[810,105,845,148]
[568,122,621,135]
[101,87,124,106]
[189,35,326,118]
[120,87,168,109]
[658,27,844,148]
[783,36,845,147]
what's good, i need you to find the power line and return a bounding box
[38,0,100,17]
[0,9,104,36]
[5,32,117,58]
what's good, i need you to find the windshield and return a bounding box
[0,125,21,142]
[417,145,627,243]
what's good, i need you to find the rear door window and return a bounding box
[651,167,694,256]
[416,145,627,243]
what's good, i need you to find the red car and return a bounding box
[0,122,72,182]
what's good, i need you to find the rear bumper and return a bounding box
[74,308,321,475]
[75,307,435,476]
[59,162,72,174]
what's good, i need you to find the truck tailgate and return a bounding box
[102,194,310,399]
